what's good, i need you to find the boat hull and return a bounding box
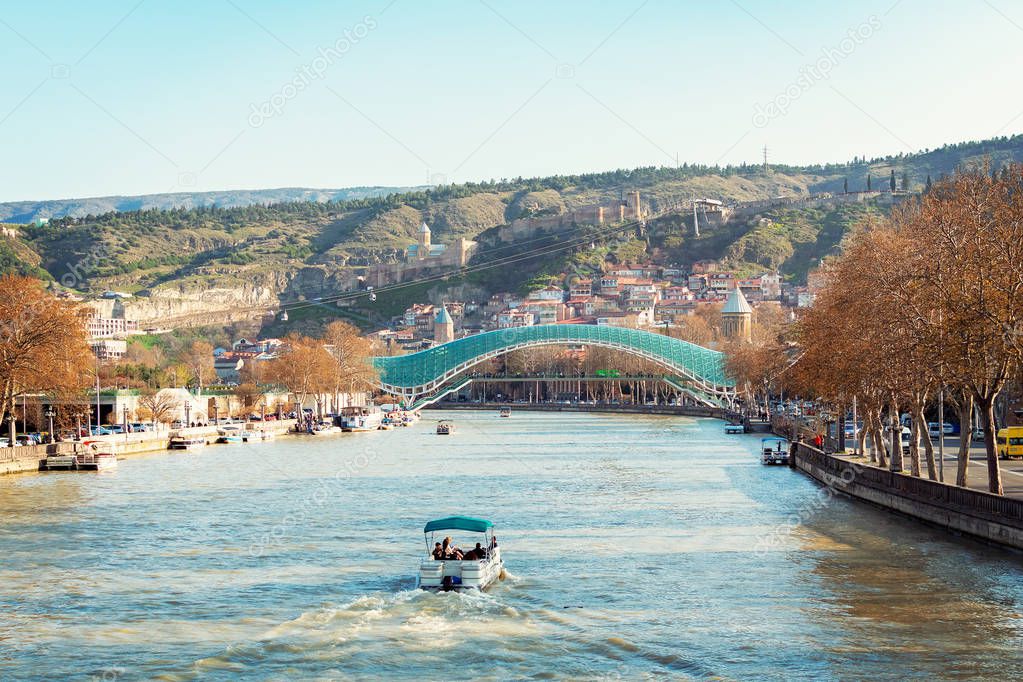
[419,550,504,591]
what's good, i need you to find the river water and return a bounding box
[2,411,1022,681]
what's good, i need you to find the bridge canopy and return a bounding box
[373,324,733,400]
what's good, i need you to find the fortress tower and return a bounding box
[629,190,642,220]
[434,306,454,344]
[721,286,752,342]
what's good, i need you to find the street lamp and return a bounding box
[212,403,219,426]
[184,401,191,428]
[44,407,55,444]
[122,406,129,435]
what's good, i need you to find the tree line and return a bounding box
[728,164,1023,494]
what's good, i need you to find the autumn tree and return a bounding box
[177,341,216,391]
[322,321,377,410]
[136,388,182,426]
[0,276,93,442]
[263,334,335,414]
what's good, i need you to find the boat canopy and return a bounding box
[424,516,493,534]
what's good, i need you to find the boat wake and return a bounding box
[188,575,714,680]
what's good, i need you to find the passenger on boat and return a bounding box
[463,542,487,560]
[442,537,463,559]
[432,542,444,560]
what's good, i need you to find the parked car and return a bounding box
[0,438,9,448]
[928,422,954,438]
[90,426,112,436]
[130,422,150,432]
[16,435,39,446]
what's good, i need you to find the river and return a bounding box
[1,411,1022,680]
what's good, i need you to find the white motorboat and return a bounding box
[77,448,118,471]
[499,407,511,418]
[310,423,342,435]
[419,516,505,591]
[761,437,790,465]
[216,426,245,443]
[46,441,118,471]
[724,422,744,434]
[436,420,455,435]
[340,406,383,432]
[169,436,206,450]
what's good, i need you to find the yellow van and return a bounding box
[997,427,1023,459]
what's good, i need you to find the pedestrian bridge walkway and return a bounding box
[372,324,734,406]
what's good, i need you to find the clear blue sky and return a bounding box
[1,0,1021,201]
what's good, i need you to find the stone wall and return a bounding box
[791,443,1023,550]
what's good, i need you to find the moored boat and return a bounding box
[419,516,505,591]
[340,406,384,432]
[169,436,206,450]
[761,437,789,465]
[724,422,744,434]
[78,449,118,471]
[216,426,245,443]
[46,441,118,471]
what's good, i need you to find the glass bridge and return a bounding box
[372,325,734,406]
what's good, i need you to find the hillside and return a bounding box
[2,132,1021,333]
[0,186,417,223]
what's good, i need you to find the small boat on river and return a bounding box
[169,436,206,451]
[340,406,384,432]
[216,426,252,443]
[724,422,744,434]
[761,437,790,465]
[45,440,118,471]
[499,407,511,418]
[418,516,505,591]
[436,420,455,435]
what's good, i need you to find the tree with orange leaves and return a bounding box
[0,275,93,442]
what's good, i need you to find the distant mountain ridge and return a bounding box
[0,186,421,223]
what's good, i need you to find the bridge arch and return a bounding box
[372,325,734,406]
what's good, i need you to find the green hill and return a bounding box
[3,132,1022,332]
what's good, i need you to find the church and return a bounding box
[366,221,478,288]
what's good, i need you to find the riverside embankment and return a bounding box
[790,442,1023,551]
[0,420,297,476]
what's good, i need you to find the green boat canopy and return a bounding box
[424,516,494,534]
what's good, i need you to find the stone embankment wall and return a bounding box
[791,443,1023,550]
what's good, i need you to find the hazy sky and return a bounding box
[2,0,1022,201]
